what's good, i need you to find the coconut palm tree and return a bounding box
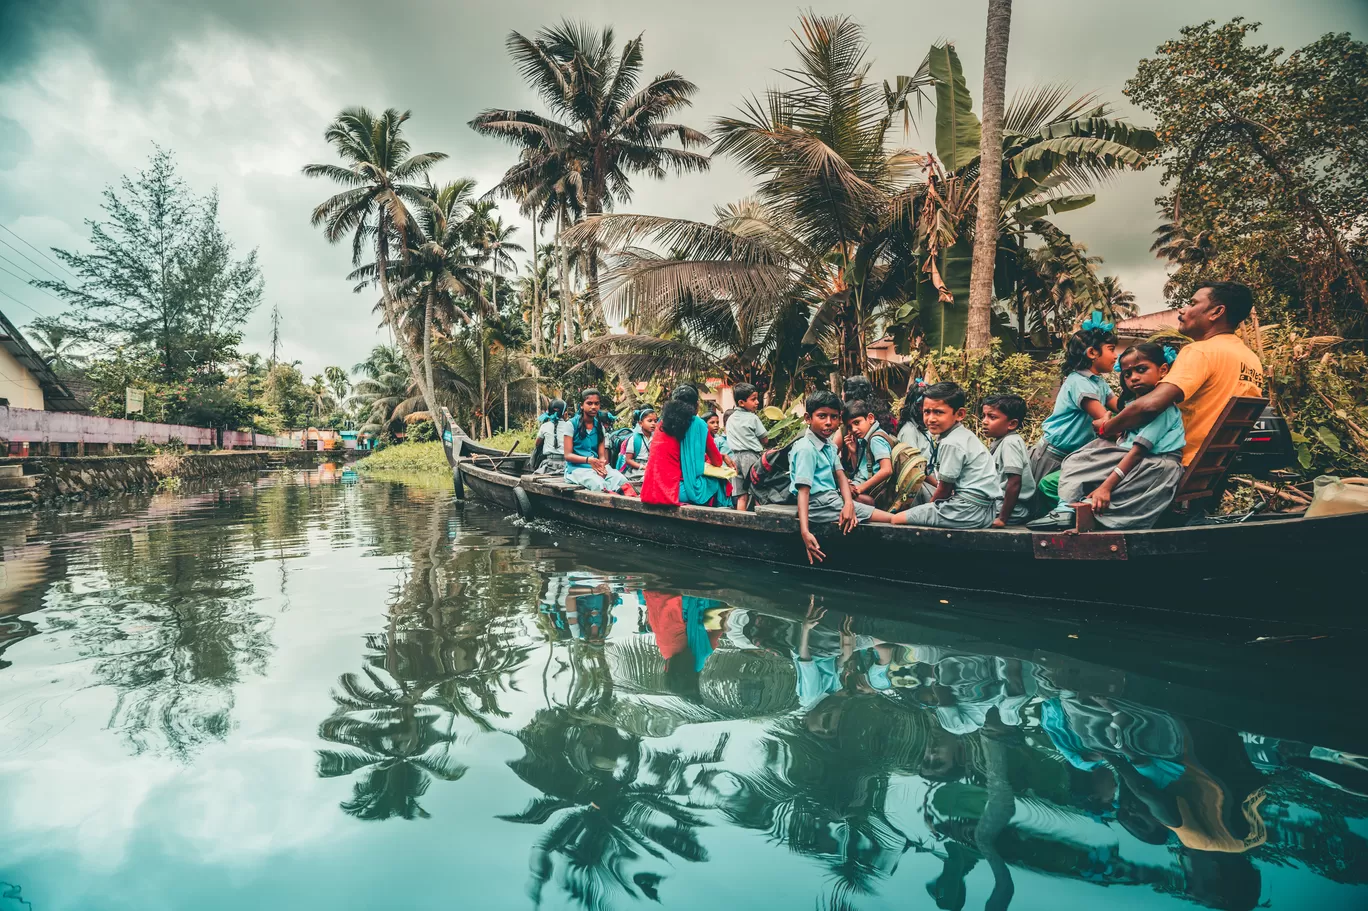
[1099,275,1138,319]
[350,344,416,436]
[324,365,351,413]
[306,374,334,423]
[303,107,450,443]
[470,21,711,328]
[25,318,87,374]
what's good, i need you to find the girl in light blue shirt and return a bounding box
[1034,343,1186,530]
[1029,320,1120,485]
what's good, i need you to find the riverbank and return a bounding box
[2,450,329,507]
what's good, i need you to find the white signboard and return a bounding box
[125,387,145,415]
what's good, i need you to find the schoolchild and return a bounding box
[792,391,908,565]
[896,382,933,454]
[726,382,769,512]
[981,393,1035,526]
[532,399,573,475]
[1029,343,1186,530]
[899,383,1003,529]
[563,388,635,495]
[618,406,657,485]
[842,399,895,506]
[705,409,733,459]
[1029,314,1120,486]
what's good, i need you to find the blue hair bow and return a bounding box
[1080,310,1114,334]
[1162,345,1178,366]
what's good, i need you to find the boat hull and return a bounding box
[455,460,1368,630]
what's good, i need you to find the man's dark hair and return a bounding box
[842,399,875,422]
[921,382,966,410]
[733,382,758,404]
[1197,281,1254,326]
[805,390,842,416]
[982,393,1027,425]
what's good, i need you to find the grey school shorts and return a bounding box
[807,488,876,524]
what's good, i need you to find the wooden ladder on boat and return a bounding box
[1170,395,1268,513]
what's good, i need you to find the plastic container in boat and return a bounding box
[1305,476,1368,518]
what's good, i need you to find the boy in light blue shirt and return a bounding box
[792,391,909,564]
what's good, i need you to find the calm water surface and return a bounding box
[2,468,1365,911]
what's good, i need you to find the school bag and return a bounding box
[615,431,647,472]
[606,425,633,464]
[857,429,928,511]
[747,442,798,505]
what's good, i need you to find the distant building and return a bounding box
[1116,309,1181,343]
[0,309,84,412]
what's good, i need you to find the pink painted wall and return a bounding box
[0,406,299,449]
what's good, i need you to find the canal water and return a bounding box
[1,468,1365,911]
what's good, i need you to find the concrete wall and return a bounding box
[0,348,44,410]
[10,450,325,504]
[0,406,301,450]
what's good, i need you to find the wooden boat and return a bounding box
[455,456,1368,630]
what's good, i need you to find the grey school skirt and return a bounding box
[1028,437,1068,486]
[1055,438,1184,529]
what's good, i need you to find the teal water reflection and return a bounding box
[1,470,1365,911]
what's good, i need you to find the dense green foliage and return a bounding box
[354,441,451,475]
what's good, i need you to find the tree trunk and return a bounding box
[376,227,446,453]
[531,217,542,356]
[503,381,509,434]
[557,209,572,352]
[839,292,863,379]
[583,193,608,334]
[965,0,1014,352]
[424,286,436,432]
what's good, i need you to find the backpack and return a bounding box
[606,426,633,464]
[857,429,928,511]
[615,431,647,472]
[747,442,798,505]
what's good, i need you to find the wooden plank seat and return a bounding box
[1074,395,1268,532]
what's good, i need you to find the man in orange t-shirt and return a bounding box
[1099,282,1264,465]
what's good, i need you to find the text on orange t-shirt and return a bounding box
[1162,332,1264,464]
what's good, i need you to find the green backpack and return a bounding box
[860,429,928,511]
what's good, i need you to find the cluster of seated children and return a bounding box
[531,282,1267,565]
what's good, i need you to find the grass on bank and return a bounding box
[355,441,450,475]
[480,428,536,454]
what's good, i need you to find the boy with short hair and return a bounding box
[793,391,908,564]
[981,393,1035,527]
[899,383,1002,529]
[726,382,769,511]
[843,399,894,506]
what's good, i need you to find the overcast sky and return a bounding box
[0,0,1363,378]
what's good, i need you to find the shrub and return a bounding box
[408,419,437,443]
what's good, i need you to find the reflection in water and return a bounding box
[1,472,1366,911]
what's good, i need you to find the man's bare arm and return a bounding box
[1100,382,1184,438]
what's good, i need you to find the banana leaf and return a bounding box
[919,236,973,351]
[928,43,981,173]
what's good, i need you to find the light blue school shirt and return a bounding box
[931,424,1003,504]
[1122,403,1186,456]
[726,409,768,453]
[1041,371,1113,454]
[853,421,893,483]
[789,429,841,495]
[562,420,602,461]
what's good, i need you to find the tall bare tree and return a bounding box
[965,0,1014,351]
